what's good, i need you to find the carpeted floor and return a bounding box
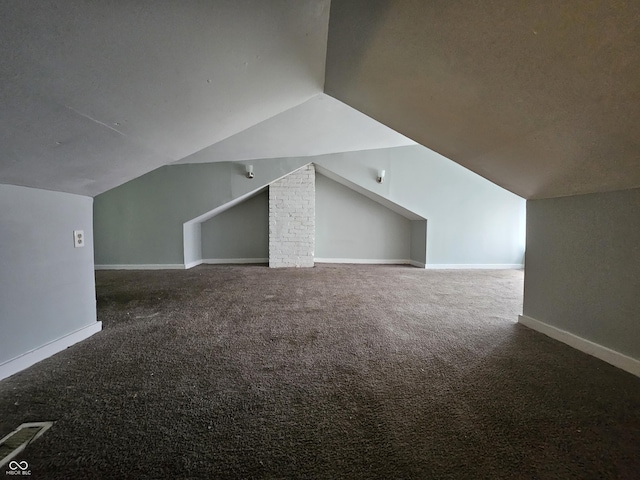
[1,265,639,479]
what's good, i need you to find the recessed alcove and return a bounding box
[182,164,428,269]
[201,190,269,264]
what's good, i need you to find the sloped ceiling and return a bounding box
[325,0,640,199]
[173,93,415,164]
[2,1,639,200]
[0,0,330,196]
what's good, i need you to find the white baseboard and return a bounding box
[314,258,412,265]
[97,260,270,270]
[426,264,524,269]
[313,260,522,269]
[97,261,521,270]
[184,260,203,269]
[202,258,269,265]
[95,264,185,270]
[0,322,103,381]
[519,315,640,377]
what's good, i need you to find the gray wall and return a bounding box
[524,188,640,359]
[410,220,428,265]
[201,190,268,260]
[315,145,526,265]
[94,158,309,266]
[94,145,525,267]
[0,184,97,365]
[316,173,411,260]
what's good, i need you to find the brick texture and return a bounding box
[268,164,315,268]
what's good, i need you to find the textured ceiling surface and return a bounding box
[0,0,330,196]
[325,0,640,199]
[173,94,415,164]
[2,1,639,199]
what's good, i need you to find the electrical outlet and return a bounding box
[73,230,85,248]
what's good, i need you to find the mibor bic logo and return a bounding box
[1,422,53,476]
[6,460,31,476]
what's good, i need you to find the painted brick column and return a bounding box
[268,164,315,268]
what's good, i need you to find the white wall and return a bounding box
[0,184,98,371]
[316,173,411,261]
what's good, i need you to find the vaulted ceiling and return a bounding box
[0,1,332,195]
[173,94,415,164]
[325,0,640,199]
[1,1,639,199]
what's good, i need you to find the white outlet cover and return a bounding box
[73,230,85,248]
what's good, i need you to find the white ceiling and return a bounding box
[2,1,639,200]
[174,94,415,164]
[0,0,330,196]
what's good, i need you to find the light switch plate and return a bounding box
[73,230,85,248]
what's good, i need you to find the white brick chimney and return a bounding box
[268,164,315,268]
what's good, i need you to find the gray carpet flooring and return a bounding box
[1,265,639,479]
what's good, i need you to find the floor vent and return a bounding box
[0,422,53,469]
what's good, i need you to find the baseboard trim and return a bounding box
[96,261,521,270]
[202,258,269,265]
[426,264,524,269]
[518,315,640,377]
[314,258,412,265]
[184,260,203,270]
[0,322,103,381]
[95,264,185,270]
[313,259,520,269]
[97,260,271,270]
